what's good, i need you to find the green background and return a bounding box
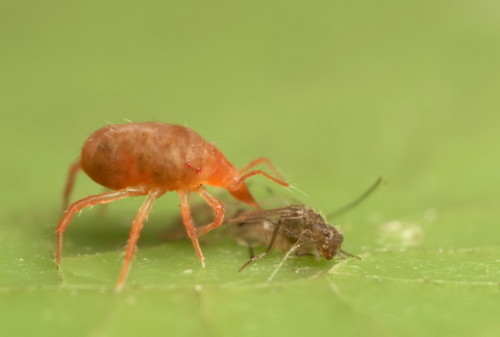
[1,1,499,336]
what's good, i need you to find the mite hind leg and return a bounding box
[55,186,148,265]
[115,188,164,292]
[62,160,81,211]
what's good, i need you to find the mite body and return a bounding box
[227,205,359,271]
[56,122,288,291]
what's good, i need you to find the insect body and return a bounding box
[227,205,359,271]
[227,177,382,271]
[56,122,288,291]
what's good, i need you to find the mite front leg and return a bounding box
[239,157,285,181]
[197,186,225,236]
[178,190,206,267]
[237,158,289,194]
[235,170,289,190]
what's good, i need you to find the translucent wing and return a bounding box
[225,205,309,224]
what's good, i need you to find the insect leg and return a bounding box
[115,188,164,292]
[238,252,267,272]
[62,160,81,211]
[267,241,303,283]
[338,249,362,260]
[178,190,206,267]
[197,186,225,236]
[239,157,285,181]
[248,246,255,259]
[238,220,282,272]
[55,186,148,266]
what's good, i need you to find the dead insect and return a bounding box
[227,177,382,271]
[56,122,288,291]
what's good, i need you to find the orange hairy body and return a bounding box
[80,123,253,201]
[56,122,288,291]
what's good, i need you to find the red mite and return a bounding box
[56,122,288,291]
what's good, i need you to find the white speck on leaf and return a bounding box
[378,220,423,248]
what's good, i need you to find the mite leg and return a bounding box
[62,160,81,211]
[115,188,164,292]
[229,160,289,209]
[55,186,148,265]
[197,186,225,236]
[178,190,206,267]
[236,170,289,189]
[239,157,285,181]
[95,187,112,218]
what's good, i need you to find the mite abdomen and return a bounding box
[80,122,217,190]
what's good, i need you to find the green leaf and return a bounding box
[1,1,499,337]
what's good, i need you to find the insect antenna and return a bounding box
[327,177,383,219]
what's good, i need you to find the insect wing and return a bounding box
[226,205,307,224]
